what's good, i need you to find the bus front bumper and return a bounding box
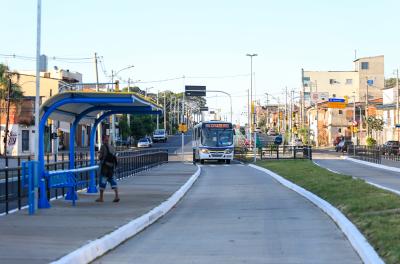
[199,152,233,160]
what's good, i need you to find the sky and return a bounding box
[2,0,400,124]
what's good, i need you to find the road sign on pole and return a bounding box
[200,106,209,111]
[328,98,345,103]
[185,85,206,96]
[327,102,346,108]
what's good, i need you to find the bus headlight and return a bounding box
[200,149,209,154]
[225,149,233,154]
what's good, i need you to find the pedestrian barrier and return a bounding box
[234,145,312,161]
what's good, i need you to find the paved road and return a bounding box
[152,134,192,154]
[314,149,400,192]
[95,163,361,263]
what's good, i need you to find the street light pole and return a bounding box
[246,53,257,163]
[34,0,42,212]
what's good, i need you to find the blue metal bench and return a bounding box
[44,165,99,206]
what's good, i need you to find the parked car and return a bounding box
[137,138,152,148]
[291,138,303,147]
[146,137,153,145]
[335,140,353,152]
[381,141,400,155]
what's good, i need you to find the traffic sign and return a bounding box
[178,123,188,133]
[200,106,209,111]
[185,85,206,96]
[328,98,345,103]
[327,102,346,108]
[274,135,283,145]
[367,80,374,86]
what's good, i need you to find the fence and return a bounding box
[234,145,312,162]
[347,145,381,164]
[0,148,168,215]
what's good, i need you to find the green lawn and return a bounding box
[257,159,400,264]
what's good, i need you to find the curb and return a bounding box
[51,165,202,264]
[248,164,384,264]
[342,156,400,173]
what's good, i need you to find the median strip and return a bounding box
[253,160,400,264]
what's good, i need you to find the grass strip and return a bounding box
[257,159,400,264]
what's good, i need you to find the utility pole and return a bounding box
[3,78,11,156]
[285,87,288,135]
[365,77,369,138]
[156,91,159,130]
[396,69,399,140]
[247,89,250,138]
[94,52,102,150]
[110,70,116,146]
[301,68,305,129]
[277,99,280,132]
[266,93,269,129]
[164,92,167,130]
[127,78,131,128]
[34,0,42,212]
[353,92,357,146]
[290,89,294,143]
[315,81,319,148]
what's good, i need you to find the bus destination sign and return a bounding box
[205,123,231,129]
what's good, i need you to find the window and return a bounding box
[338,110,343,115]
[22,130,29,152]
[346,79,353,85]
[361,62,369,70]
[329,79,336,84]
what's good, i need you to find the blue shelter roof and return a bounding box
[39,91,162,123]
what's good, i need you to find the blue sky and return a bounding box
[2,0,399,123]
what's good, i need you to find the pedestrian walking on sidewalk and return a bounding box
[96,135,120,203]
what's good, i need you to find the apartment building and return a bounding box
[302,55,384,104]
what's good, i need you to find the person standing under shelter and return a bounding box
[96,135,120,203]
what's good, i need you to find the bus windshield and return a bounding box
[201,128,233,147]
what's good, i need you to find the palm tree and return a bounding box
[0,63,23,155]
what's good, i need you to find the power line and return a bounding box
[0,53,93,62]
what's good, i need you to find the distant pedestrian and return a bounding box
[96,135,120,203]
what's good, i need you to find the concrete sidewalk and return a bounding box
[0,162,198,264]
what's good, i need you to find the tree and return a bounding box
[366,116,384,138]
[385,78,398,88]
[0,64,23,155]
[118,114,131,140]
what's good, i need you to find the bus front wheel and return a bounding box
[225,159,231,164]
[200,159,205,164]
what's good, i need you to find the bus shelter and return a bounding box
[34,91,162,209]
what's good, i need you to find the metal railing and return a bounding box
[347,145,381,164]
[0,149,168,215]
[234,145,312,162]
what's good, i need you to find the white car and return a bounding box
[137,138,152,148]
[292,138,303,147]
